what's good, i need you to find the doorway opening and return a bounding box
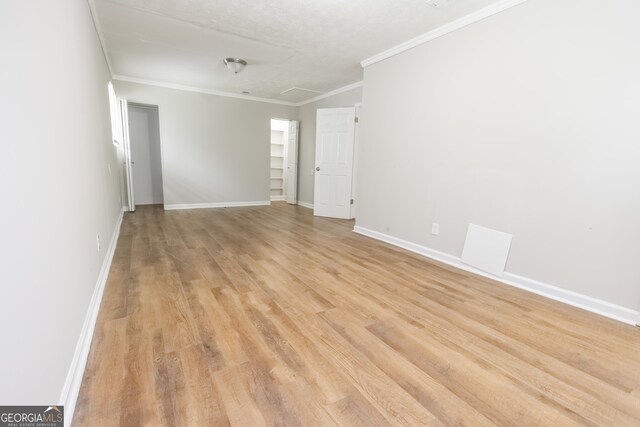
[123,102,164,210]
[270,118,299,204]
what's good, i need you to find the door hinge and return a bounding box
[350,199,354,205]
[354,117,359,123]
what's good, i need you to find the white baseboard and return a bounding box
[270,195,285,201]
[59,208,125,426]
[353,226,639,326]
[297,201,314,209]
[164,201,271,210]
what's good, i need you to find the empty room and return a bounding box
[1,0,639,426]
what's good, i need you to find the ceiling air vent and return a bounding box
[280,87,323,97]
[279,87,324,102]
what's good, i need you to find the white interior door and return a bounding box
[313,107,356,218]
[285,120,299,204]
[120,99,135,212]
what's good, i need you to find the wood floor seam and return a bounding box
[73,203,640,426]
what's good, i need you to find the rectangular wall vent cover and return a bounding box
[461,224,512,277]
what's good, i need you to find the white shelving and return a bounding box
[270,124,287,199]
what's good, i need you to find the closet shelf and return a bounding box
[271,126,285,196]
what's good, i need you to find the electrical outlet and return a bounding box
[96,234,101,252]
[431,223,440,236]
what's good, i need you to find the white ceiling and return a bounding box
[95,0,503,103]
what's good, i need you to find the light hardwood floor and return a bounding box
[74,203,640,426]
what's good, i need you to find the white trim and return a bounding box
[297,201,314,209]
[113,75,298,106]
[89,0,361,107]
[353,226,639,326]
[271,195,285,201]
[113,75,363,107]
[59,208,125,426]
[295,81,364,106]
[120,99,135,212]
[360,0,531,68]
[350,103,362,220]
[164,201,271,210]
[87,0,113,76]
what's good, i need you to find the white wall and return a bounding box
[297,87,363,205]
[114,81,298,207]
[0,0,122,404]
[128,105,164,205]
[357,0,640,312]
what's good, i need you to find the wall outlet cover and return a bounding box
[431,223,440,236]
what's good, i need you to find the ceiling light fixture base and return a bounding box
[224,58,247,74]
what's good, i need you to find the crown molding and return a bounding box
[113,75,364,107]
[87,0,113,76]
[112,75,299,106]
[88,1,361,107]
[295,81,364,106]
[360,0,531,68]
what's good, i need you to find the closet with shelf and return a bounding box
[270,119,288,200]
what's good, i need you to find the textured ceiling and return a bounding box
[95,0,502,102]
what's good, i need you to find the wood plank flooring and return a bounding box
[73,203,640,426]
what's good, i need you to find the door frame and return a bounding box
[349,102,362,219]
[270,117,298,203]
[120,100,165,211]
[313,107,357,219]
[128,102,165,206]
[120,99,135,212]
[285,120,299,205]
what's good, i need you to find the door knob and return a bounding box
[315,167,320,171]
